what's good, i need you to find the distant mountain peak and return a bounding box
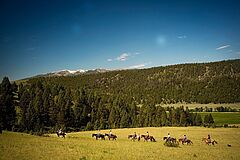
[33,68,109,78]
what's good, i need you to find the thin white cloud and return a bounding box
[116,53,129,61]
[128,64,146,69]
[216,45,230,50]
[177,35,187,39]
[127,62,151,69]
[107,52,141,62]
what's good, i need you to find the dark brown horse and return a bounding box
[105,133,117,140]
[179,138,193,145]
[164,137,177,143]
[128,134,135,139]
[128,134,139,141]
[141,135,156,142]
[92,133,105,140]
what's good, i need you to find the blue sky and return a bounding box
[0,0,240,80]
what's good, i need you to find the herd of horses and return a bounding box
[92,133,117,140]
[56,130,218,146]
[128,134,156,142]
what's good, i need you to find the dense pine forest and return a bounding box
[28,59,240,104]
[0,59,239,134]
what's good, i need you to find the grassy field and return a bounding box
[198,112,240,125]
[161,103,240,110]
[1,127,240,160]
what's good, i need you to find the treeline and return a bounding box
[26,59,240,104]
[0,77,214,134]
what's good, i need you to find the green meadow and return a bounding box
[198,112,240,125]
[1,127,240,160]
[161,103,240,110]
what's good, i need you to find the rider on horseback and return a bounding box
[147,131,149,139]
[109,129,112,136]
[183,135,187,142]
[167,133,171,141]
[98,130,101,136]
[207,134,211,143]
[59,129,62,134]
[134,132,137,139]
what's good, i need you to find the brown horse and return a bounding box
[202,137,218,145]
[92,134,105,140]
[164,137,177,143]
[105,133,117,140]
[128,134,135,140]
[141,135,156,142]
[179,138,193,145]
[128,134,140,141]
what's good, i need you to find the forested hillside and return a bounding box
[28,59,240,104]
[0,59,239,134]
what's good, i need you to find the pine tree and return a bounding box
[195,114,202,126]
[161,109,167,126]
[129,102,137,127]
[204,114,209,125]
[42,86,51,127]
[180,111,187,126]
[108,107,117,128]
[73,89,82,128]
[120,111,129,128]
[56,89,66,127]
[18,88,30,130]
[208,114,214,124]
[0,77,16,130]
[64,89,74,128]
[171,109,178,126]
[33,87,44,132]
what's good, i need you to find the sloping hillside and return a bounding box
[27,59,240,104]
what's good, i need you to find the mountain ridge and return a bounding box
[26,59,240,80]
[31,68,109,78]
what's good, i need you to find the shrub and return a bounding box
[164,141,179,147]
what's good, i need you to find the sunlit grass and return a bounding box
[0,127,240,160]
